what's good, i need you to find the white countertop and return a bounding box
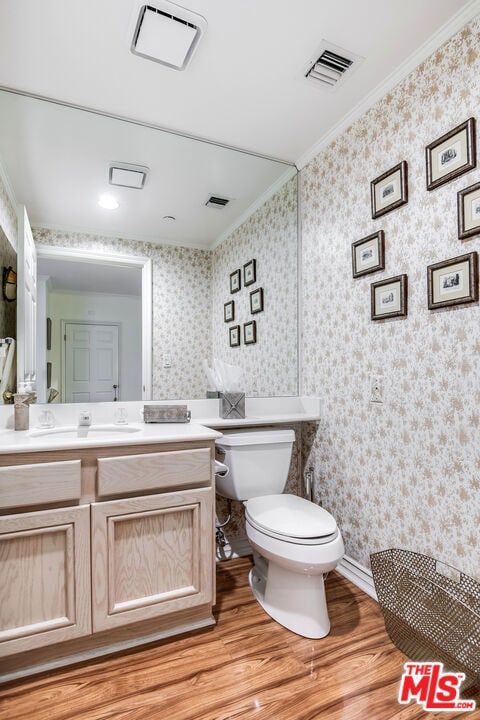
[0,396,321,455]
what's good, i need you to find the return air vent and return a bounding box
[205,195,231,209]
[305,41,363,90]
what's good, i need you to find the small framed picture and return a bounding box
[457,182,480,241]
[250,287,264,314]
[371,161,408,219]
[427,252,478,310]
[243,320,257,345]
[229,325,240,347]
[426,118,476,191]
[371,274,408,321]
[230,269,241,294]
[352,231,385,278]
[243,259,256,286]
[224,300,235,322]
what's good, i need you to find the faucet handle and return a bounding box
[78,410,92,426]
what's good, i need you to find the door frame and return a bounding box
[61,320,121,403]
[37,246,152,400]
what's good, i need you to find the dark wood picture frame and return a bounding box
[426,118,476,191]
[249,287,264,314]
[457,182,480,241]
[229,325,240,347]
[427,252,478,310]
[243,259,256,286]
[371,161,408,219]
[352,231,385,278]
[224,300,235,322]
[243,320,257,345]
[46,317,52,350]
[230,269,241,294]
[371,274,408,321]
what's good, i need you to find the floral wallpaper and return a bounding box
[211,176,298,396]
[0,228,16,340]
[33,228,212,400]
[0,171,17,251]
[301,17,480,582]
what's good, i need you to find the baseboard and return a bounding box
[336,555,377,601]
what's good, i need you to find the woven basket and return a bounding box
[370,549,480,691]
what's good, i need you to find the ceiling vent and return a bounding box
[109,162,149,189]
[205,195,231,209]
[130,1,207,71]
[305,41,363,90]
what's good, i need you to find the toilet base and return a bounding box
[248,556,331,639]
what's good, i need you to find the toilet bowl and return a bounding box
[215,429,344,638]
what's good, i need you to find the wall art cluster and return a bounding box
[224,258,264,346]
[353,117,479,319]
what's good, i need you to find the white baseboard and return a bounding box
[336,555,377,601]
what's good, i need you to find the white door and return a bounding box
[64,323,119,402]
[17,206,37,388]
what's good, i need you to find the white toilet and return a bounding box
[215,429,344,639]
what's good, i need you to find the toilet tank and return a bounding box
[215,429,295,501]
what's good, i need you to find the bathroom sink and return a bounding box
[29,424,142,440]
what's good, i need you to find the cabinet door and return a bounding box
[0,505,91,657]
[91,488,214,632]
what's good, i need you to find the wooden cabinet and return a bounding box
[0,440,216,679]
[0,505,91,657]
[91,488,213,632]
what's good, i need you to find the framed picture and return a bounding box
[371,274,408,321]
[426,118,476,191]
[230,269,241,294]
[250,287,264,314]
[224,300,235,322]
[352,231,385,278]
[427,252,478,310]
[243,259,256,286]
[229,325,240,347]
[371,161,408,219]
[457,182,480,241]
[243,320,257,345]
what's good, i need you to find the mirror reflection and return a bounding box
[0,89,298,404]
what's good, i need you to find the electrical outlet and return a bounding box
[371,376,383,403]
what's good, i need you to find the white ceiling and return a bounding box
[0,0,477,248]
[37,257,142,296]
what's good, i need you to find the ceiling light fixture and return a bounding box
[98,194,119,210]
[130,1,207,71]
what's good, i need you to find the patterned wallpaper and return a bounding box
[0,228,16,340]
[211,175,298,396]
[0,170,17,251]
[33,228,212,400]
[301,17,480,581]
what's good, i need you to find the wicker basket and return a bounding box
[370,549,480,691]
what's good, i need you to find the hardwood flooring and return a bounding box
[0,557,477,720]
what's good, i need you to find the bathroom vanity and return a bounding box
[0,423,221,682]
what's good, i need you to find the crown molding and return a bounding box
[296,0,480,170]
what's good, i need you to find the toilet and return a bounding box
[215,429,344,639]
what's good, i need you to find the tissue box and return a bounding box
[219,392,245,419]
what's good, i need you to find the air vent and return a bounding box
[130,1,207,71]
[205,195,230,209]
[109,163,149,189]
[305,41,363,90]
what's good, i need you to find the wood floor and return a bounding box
[0,557,477,720]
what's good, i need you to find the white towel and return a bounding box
[0,339,16,399]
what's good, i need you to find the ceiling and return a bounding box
[0,0,477,248]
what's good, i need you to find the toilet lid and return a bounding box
[246,494,337,541]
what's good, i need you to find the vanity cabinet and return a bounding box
[0,439,216,681]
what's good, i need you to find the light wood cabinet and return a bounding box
[0,505,91,657]
[91,488,213,632]
[0,439,216,680]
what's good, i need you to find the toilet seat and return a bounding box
[246,494,338,546]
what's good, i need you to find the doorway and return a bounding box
[63,321,120,403]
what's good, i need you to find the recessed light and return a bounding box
[98,194,119,210]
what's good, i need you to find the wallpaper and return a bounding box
[0,228,16,340]
[0,171,16,251]
[301,17,480,582]
[211,175,298,396]
[33,228,212,400]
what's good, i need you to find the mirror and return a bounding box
[0,88,298,403]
